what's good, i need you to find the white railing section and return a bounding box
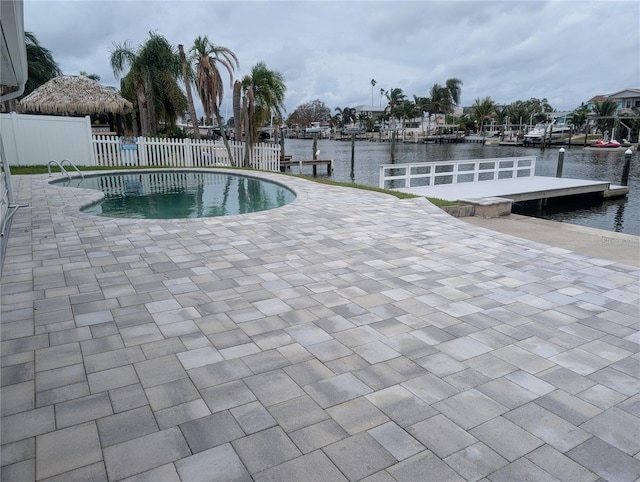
[91,135,282,171]
[379,157,536,189]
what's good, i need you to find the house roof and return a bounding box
[354,105,387,113]
[587,95,608,104]
[606,88,640,99]
[18,75,133,115]
[0,0,28,102]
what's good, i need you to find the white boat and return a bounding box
[524,120,571,141]
[305,122,328,134]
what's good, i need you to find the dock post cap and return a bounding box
[559,147,565,152]
[625,148,633,155]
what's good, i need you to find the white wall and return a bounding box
[0,113,95,166]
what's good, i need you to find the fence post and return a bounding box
[138,137,146,166]
[184,138,193,167]
[9,112,22,165]
[84,116,97,166]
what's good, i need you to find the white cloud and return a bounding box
[24,0,640,116]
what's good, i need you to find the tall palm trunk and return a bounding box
[178,44,201,140]
[243,94,250,168]
[233,80,242,141]
[137,86,152,136]
[213,106,235,166]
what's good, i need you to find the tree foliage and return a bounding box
[190,35,238,158]
[286,99,331,127]
[239,61,286,143]
[335,106,356,127]
[591,99,618,134]
[428,78,463,116]
[570,103,589,132]
[24,32,62,97]
[110,32,187,136]
[384,88,407,128]
[190,36,238,126]
[471,96,497,134]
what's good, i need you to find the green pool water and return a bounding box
[57,171,296,219]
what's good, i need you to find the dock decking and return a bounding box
[395,176,629,202]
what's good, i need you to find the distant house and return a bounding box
[586,89,640,114]
[607,89,640,114]
[585,95,607,110]
[353,105,387,119]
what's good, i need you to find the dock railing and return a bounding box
[379,156,536,189]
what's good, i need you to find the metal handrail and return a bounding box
[47,159,84,179]
[60,159,84,178]
[48,160,70,179]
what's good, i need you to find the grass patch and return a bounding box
[295,175,418,199]
[10,164,268,175]
[10,164,458,207]
[9,165,150,175]
[296,175,458,206]
[424,197,458,207]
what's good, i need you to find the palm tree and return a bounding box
[385,88,406,129]
[24,32,62,97]
[358,112,369,129]
[79,71,101,81]
[370,79,377,106]
[178,44,200,140]
[413,95,430,134]
[190,35,239,159]
[445,78,463,108]
[380,88,386,107]
[397,100,418,129]
[428,84,449,128]
[335,106,356,127]
[232,80,242,141]
[110,32,187,136]
[239,61,286,144]
[472,96,497,135]
[329,113,342,131]
[592,99,618,137]
[2,32,62,112]
[503,100,530,131]
[569,103,589,144]
[428,78,463,125]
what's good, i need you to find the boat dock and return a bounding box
[280,158,334,175]
[380,156,629,208]
[395,176,629,203]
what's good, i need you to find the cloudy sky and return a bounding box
[24,0,639,118]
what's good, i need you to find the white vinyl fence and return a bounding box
[0,113,283,171]
[92,135,282,171]
[0,112,94,166]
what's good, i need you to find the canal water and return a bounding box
[283,138,639,236]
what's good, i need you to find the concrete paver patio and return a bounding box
[1,170,639,481]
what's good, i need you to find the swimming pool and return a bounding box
[56,171,296,219]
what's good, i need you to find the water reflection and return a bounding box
[61,172,296,219]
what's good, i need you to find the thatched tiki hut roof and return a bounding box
[18,75,133,115]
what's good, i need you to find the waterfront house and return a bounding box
[353,104,387,120]
[606,88,640,114]
[586,88,640,114]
